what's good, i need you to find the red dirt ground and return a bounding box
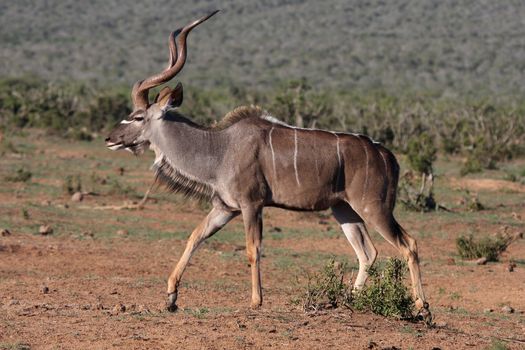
[1,136,524,349]
[1,205,524,349]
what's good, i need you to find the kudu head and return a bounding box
[105,11,218,155]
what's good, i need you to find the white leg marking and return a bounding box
[341,222,376,290]
[268,127,277,179]
[361,138,369,202]
[293,129,301,187]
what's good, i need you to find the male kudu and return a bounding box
[105,11,431,321]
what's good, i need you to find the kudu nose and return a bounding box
[105,137,110,142]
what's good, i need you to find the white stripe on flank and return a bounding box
[332,132,341,167]
[313,136,320,184]
[379,150,388,174]
[332,132,342,187]
[293,129,301,186]
[361,138,369,202]
[268,127,277,179]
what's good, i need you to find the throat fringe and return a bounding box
[152,158,214,201]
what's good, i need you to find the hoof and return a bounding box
[250,301,262,310]
[416,306,433,326]
[166,293,178,312]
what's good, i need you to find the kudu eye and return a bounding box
[133,116,144,122]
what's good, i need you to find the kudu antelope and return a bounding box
[105,11,431,321]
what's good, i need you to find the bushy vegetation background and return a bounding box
[0,1,524,172]
[2,0,525,95]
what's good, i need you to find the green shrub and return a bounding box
[5,168,32,182]
[302,259,352,312]
[353,258,414,319]
[398,171,437,212]
[456,234,513,261]
[460,156,483,176]
[63,175,82,195]
[459,190,485,212]
[407,132,436,176]
[301,258,415,319]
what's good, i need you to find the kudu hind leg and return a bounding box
[166,207,237,311]
[332,203,377,291]
[358,205,428,312]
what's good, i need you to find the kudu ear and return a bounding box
[159,82,183,110]
[155,86,172,104]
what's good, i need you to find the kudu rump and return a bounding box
[106,11,431,320]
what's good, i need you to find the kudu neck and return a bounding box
[149,112,228,185]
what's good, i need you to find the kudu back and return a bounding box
[105,11,431,322]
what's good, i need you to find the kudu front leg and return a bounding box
[241,206,263,309]
[166,207,237,312]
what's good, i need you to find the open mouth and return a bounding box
[106,141,145,153]
[106,142,125,151]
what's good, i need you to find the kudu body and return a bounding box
[105,11,431,320]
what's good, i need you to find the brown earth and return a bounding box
[1,135,524,349]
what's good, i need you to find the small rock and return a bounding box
[475,257,487,265]
[268,328,277,333]
[41,286,49,294]
[1,228,11,236]
[39,225,53,236]
[483,308,493,313]
[8,299,20,306]
[116,229,128,236]
[112,303,126,314]
[501,305,514,314]
[71,192,83,202]
[507,262,516,272]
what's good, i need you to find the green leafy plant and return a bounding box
[5,168,32,183]
[302,259,352,312]
[456,234,513,261]
[63,175,82,195]
[353,258,414,319]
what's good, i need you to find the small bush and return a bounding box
[63,175,82,195]
[5,168,32,182]
[302,259,352,312]
[353,258,414,319]
[407,132,436,176]
[460,156,483,176]
[300,258,415,319]
[398,171,437,212]
[456,234,513,261]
